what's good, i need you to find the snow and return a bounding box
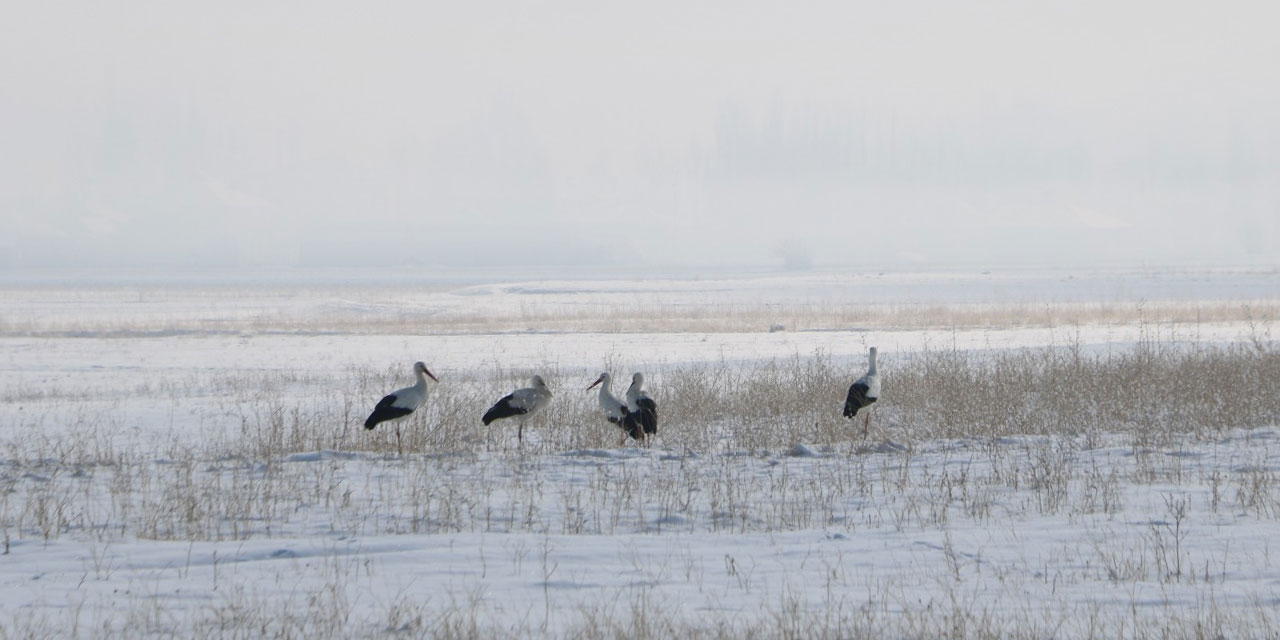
[1,266,1278,637]
[5,433,1280,636]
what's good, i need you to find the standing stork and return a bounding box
[624,372,658,444]
[843,346,880,437]
[482,375,553,445]
[365,361,439,453]
[587,372,643,444]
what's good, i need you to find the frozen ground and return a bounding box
[1,265,1278,638]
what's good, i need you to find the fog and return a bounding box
[2,0,1277,271]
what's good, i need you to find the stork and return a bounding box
[587,372,643,444]
[482,375,553,445]
[624,372,658,444]
[365,361,438,454]
[843,346,880,437]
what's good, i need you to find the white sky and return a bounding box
[1,0,1277,269]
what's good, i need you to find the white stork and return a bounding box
[365,361,439,453]
[624,372,658,444]
[587,372,643,444]
[482,375,553,444]
[843,346,880,437]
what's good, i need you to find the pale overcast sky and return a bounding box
[1,0,1277,270]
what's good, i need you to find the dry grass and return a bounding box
[3,337,1277,543]
[888,339,1280,443]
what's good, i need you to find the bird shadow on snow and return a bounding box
[269,440,913,466]
[786,441,907,458]
[559,448,658,461]
[281,449,363,463]
[550,442,912,462]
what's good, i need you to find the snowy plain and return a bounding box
[1,264,1279,638]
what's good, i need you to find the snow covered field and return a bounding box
[2,265,1279,638]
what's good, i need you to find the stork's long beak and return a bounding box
[425,369,439,383]
[586,376,603,391]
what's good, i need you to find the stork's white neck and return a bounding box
[867,348,878,375]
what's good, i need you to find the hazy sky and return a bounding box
[2,0,1277,270]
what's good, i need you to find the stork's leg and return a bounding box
[862,411,871,439]
[395,423,403,455]
[518,421,524,447]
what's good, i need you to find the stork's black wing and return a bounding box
[365,394,414,429]
[620,412,647,440]
[633,397,658,435]
[482,394,528,425]
[843,382,872,418]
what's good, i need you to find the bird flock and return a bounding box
[586,371,658,445]
[365,346,880,449]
